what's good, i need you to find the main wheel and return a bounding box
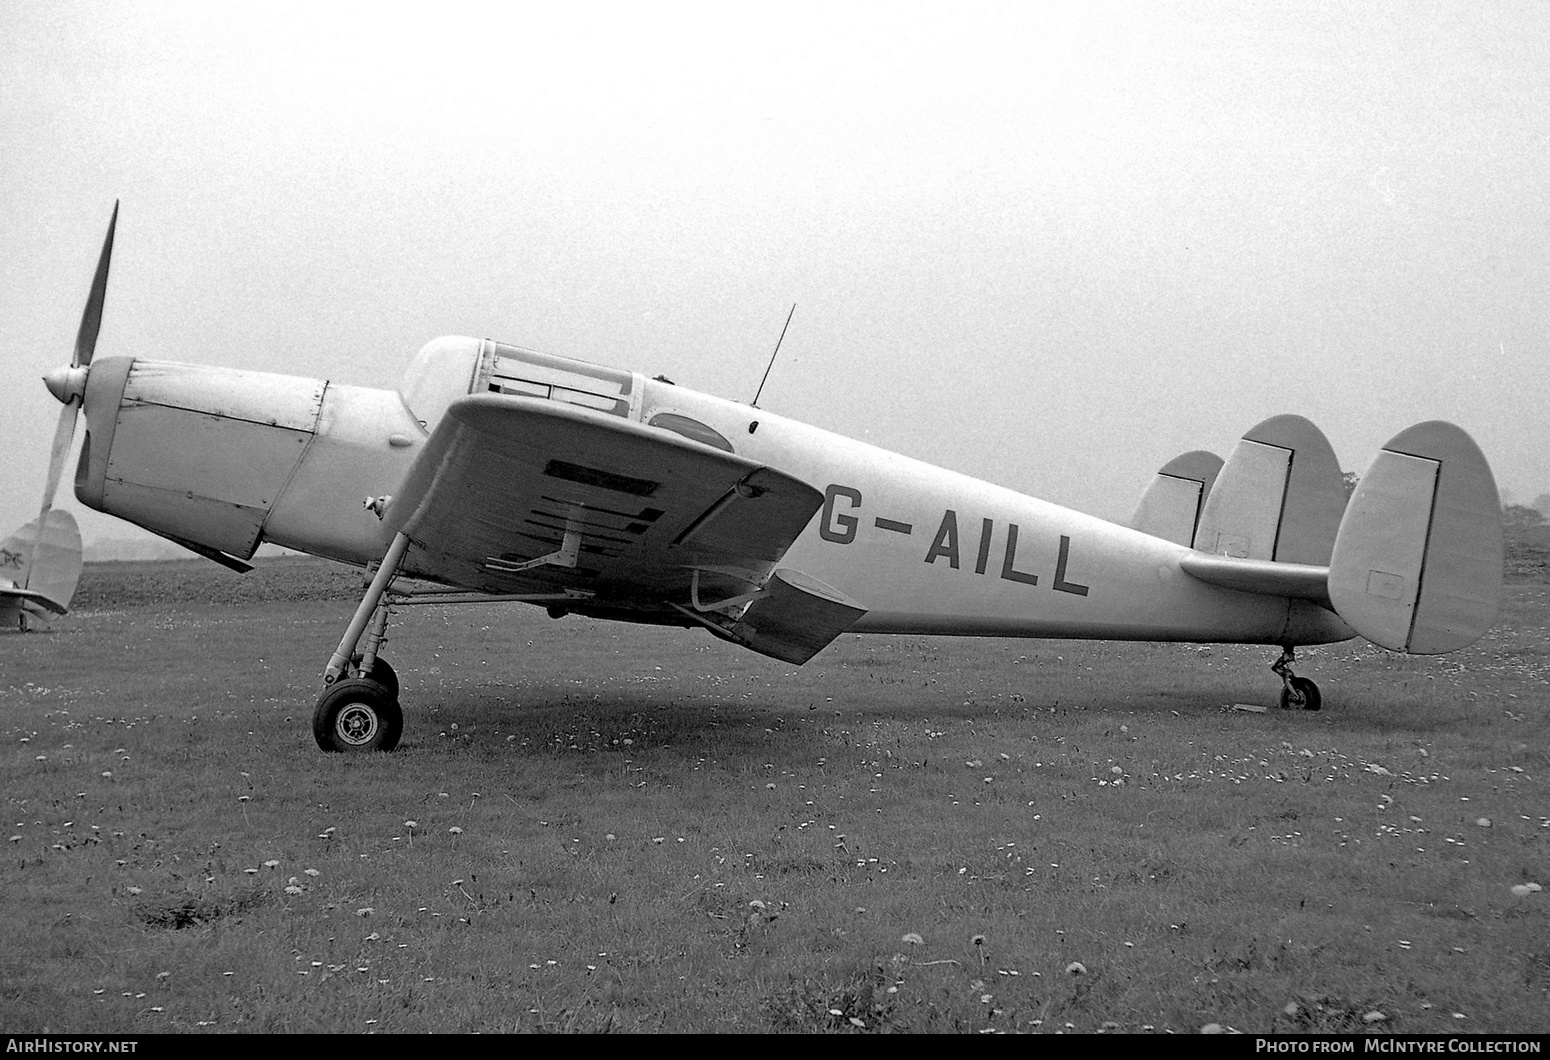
[1279,675,1322,712]
[314,678,403,752]
[349,653,399,698]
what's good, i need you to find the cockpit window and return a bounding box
[647,413,734,453]
[485,342,634,418]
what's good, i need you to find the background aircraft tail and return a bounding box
[1173,416,1503,655]
[0,510,84,630]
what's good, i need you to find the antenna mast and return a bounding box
[752,303,796,408]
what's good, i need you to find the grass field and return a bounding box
[2,557,1547,1033]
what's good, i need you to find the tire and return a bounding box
[314,678,403,752]
[349,654,399,699]
[1279,676,1322,712]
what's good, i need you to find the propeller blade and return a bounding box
[39,402,80,519]
[25,402,81,589]
[74,200,118,368]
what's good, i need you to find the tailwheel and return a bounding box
[1279,675,1322,712]
[314,678,402,752]
[1270,647,1322,712]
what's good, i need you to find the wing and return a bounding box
[383,395,829,621]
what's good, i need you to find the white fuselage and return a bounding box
[622,377,1349,646]
[75,338,1353,649]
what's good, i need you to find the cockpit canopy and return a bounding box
[401,336,639,431]
[400,335,733,453]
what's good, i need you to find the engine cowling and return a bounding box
[75,356,425,564]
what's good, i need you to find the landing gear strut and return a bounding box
[314,532,409,752]
[1271,646,1321,712]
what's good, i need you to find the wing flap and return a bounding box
[681,568,868,664]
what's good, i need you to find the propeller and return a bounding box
[28,202,118,590]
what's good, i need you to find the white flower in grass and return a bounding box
[284,885,303,896]
[304,868,319,877]
[901,933,924,946]
[263,859,279,868]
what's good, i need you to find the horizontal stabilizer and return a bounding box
[715,568,867,665]
[0,510,84,621]
[1329,422,1502,654]
[1130,450,1222,545]
[1178,553,1332,609]
[1193,414,1347,566]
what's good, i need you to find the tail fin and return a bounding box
[0,510,84,630]
[1192,414,1348,565]
[1130,450,1222,545]
[1329,422,1502,653]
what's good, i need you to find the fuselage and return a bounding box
[73,336,1353,649]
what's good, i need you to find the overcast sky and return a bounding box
[3,1,1548,549]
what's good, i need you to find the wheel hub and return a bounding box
[336,702,380,745]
